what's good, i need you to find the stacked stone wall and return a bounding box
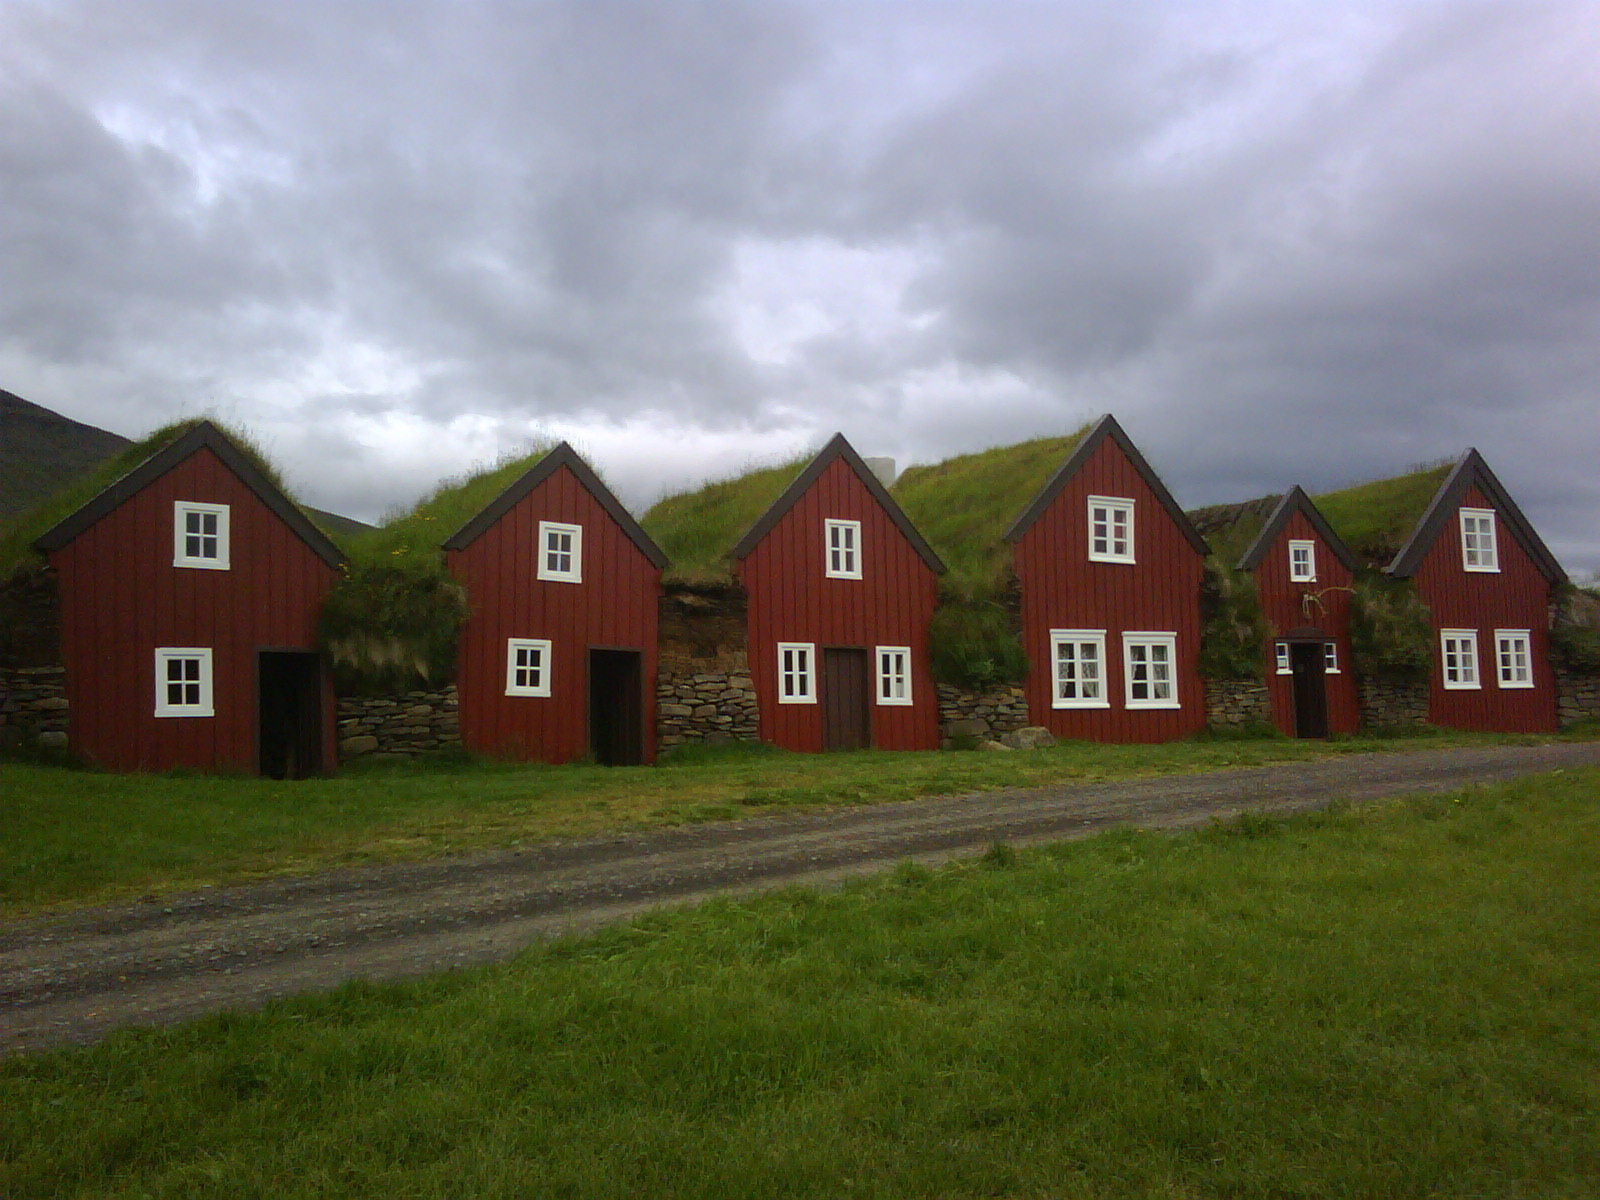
[1204,679,1271,728]
[0,665,69,748]
[338,686,461,759]
[936,684,1029,747]
[1358,677,1429,729]
[655,581,760,749]
[657,672,760,748]
[1555,668,1600,727]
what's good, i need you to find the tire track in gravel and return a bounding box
[4,742,1596,1055]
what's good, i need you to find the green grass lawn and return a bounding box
[2,727,1595,916]
[3,769,1596,1198]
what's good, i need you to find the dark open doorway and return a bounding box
[258,651,324,779]
[1289,641,1329,739]
[822,647,871,751]
[589,648,644,766]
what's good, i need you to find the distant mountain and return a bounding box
[0,389,132,525]
[0,389,372,536]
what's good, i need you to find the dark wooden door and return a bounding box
[258,651,324,779]
[1289,642,1329,740]
[822,648,871,751]
[589,649,644,766]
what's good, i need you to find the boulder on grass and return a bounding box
[1001,726,1057,750]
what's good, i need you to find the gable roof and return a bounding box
[34,420,344,568]
[1003,414,1210,555]
[1237,486,1361,575]
[442,441,668,568]
[1388,449,1564,583]
[730,433,945,573]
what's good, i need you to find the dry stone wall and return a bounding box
[1556,668,1600,727]
[937,684,1029,747]
[655,581,761,749]
[338,687,461,760]
[1358,677,1430,729]
[1204,680,1271,728]
[0,665,69,748]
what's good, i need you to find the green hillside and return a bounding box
[1314,463,1454,568]
[641,453,815,583]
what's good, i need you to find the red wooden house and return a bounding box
[1003,415,1209,743]
[1236,487,1361,738]
[442,443,668,764]
[1387,450,1564,732]
[732,434,945,752]
[35,421,343,776]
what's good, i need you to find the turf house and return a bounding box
[32,421,344,776]
[645,434,946,752]
[440,442,669,765]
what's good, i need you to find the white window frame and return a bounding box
[1459,508,1499,573]
[1288,540,1317,583]
[875,646,913,706]
[824,519,862,580]
[1123,632,1179,709]
[154,647,214,717]
[1324,642,1341,674]
[1440,629,1481,690]
[1087,496,1135,563]
[173,501,230,570]
[1274,642,1292,675]
[505,638,553,697]
[537,521,583,584]
[777,642,816,704]
[1050,629,1110,709]
[1493,629,1534,689]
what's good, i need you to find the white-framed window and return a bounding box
[537,521,583,583]
[1289,540,1317,583]
[505,638,552,697]
[777,643,815,704]
[824,519,862,579]
[876,646,912,705]
[1051,629,1109,708]
[1324,642,1341,673]
[1459,508,1499,573]
[173,501,230,570]
[1494,630,1533,689]
[1087,496,1135,563]
[1124,633,1178,709]
[154,647,214,717]
[1440,630,1481,690]
[1274,642,1292,675]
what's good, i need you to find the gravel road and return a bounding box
[4,742,1596,1056]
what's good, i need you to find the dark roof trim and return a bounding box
[730,433,946,573]
[1387,449,1565,583]
[442,441,669,568]
[1002,413,1210,555]
[34,420,345,568]
[1236,485,1361,574]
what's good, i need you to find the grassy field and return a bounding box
[3,768,1596,1198]
[5,727,1593,916]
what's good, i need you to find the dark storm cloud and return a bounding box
[0,0,1595,570]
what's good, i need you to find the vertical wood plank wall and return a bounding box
[1013,439,1206,743]
[1413,483,1557,732]
[51,447,337,773]
[742,458,940,752]
[447,465,662,763]
[1254,510,1361,735]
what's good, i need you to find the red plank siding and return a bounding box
[742,457,941,752]
[1411,483,1557,732]
[447,463,662,763]
[1012,437,1206,743]
[49,446,338,773]
[1253,509,1360,736]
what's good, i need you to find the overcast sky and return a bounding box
[2,0,1596,573]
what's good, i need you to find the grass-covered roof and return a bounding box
[892,428,1092,597]
[1185,494,1282,569]
[641,452,816,584]
[1313,462,1454,569]
[0,418,301,578]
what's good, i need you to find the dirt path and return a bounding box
[4,742,1596,1055]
